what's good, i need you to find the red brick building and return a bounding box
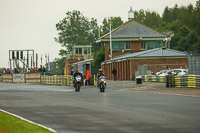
[64,45,92,75]
[97,15,181,80]
[98,19,172,61]
[101,48,188,80]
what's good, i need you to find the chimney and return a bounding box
[128,6,134,20]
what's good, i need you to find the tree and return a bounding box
[134,9,145,23]
[55,10,99,56]
[193,0,200,35]
[93,17,123,67]
[49,57,66,75]
[0,68,5,75]
[143,10,162,29]
[93,47,105,66]
[171,25,200,52]
[101,17,123,36]
[162,6,172,23]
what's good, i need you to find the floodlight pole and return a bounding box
[110,23,112,59]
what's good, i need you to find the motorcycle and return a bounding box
[98,75,106,92]
[74,75,82,92]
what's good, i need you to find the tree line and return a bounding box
[134,1,200,51]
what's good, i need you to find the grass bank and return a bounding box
[0,111,55,133]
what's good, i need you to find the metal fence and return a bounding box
[188,52,200,75]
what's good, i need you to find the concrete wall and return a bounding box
[25,73,40,83]
[2,74,13,83]
[2,73,41,83]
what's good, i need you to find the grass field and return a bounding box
[0,111,55,133]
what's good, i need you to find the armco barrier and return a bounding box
[40,75,73,86]
[174,75,200,88]
[140,75,166,83]
[142,75,200,88]
[65,75,73,86]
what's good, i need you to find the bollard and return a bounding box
[94,75,95,86]
[63,75,66,85]
[71,76,73,86]
[145,75,147,82]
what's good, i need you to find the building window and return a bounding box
[75,48,82,55]
[125,42,131,50]
[141,40,162,50]
[75,48,79,54]
[141,42,147,49]
[84,48,87,54]
[79,48,82,55]
[83,48,91,55]
[112,41,131,51]
[87,48,90,54]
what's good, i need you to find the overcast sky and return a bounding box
[0,0,197,68]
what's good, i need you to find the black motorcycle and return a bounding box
[74,75,82,92]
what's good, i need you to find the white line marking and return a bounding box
[0,109,57,133]
[148,91,200,98]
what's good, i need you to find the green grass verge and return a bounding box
[0,111,55,133]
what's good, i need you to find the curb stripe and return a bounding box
[0,109,57,133]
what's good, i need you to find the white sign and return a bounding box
[13,74,24,83]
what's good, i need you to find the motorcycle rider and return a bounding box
[96,69,104,87]
[73,69,83,86]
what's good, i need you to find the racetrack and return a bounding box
[0,81,200,133]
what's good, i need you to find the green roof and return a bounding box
[103,48,187,63]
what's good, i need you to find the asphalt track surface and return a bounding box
[0,81,200,133]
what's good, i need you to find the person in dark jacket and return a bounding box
[73,70,83,86]
[112,68,117,81]
[73,69,82,79]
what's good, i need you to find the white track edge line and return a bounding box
[0,109,57,133]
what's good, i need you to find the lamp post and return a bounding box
[110,22,112,59]
[45,53,47,70]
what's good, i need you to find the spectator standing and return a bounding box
[112,68,117,81]
[71,68,74,75]
[86,69,90,85]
